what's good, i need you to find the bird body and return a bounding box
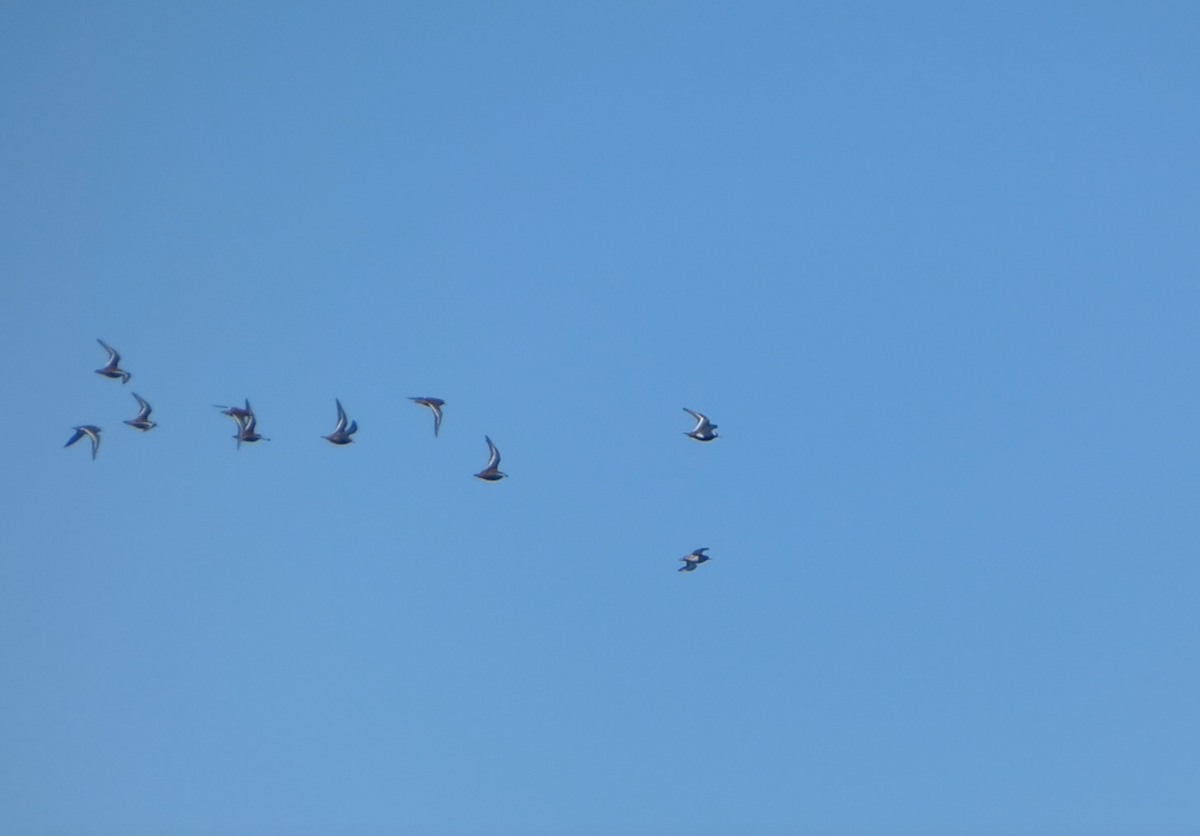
[678,547,712,572]
[65,425,102,459]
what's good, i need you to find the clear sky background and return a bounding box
[2,3,1198,834]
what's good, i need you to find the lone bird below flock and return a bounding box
[678,547,712,572]
[95,339,130,384]
[683,408,718,442]
[474,436,506,481]
[323,399,358,445]
[124,393,156,431]
[65,425,102,460]
[410,397,445,437]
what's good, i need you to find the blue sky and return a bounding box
[2,3,1198,834]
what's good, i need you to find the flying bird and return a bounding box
[124,393,157,431]
[678,547,712,572]
[236,407,268,448]
[220,400,267,448]
[683,408,718,442]
[323,399,358,445]
[474,436,506,481]
[65,425,102,459]
[95,339,131,384]
[410,397,445,437]
[215,399,252,424]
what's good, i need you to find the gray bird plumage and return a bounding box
[683,408,718,442]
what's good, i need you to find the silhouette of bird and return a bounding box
[231,405,265,446]
[410,397,445,437]
[323,399,357,445]
[65,425,101,459]
[474,436,506,481]
[215,399,252,424]
[678,547,712,572]
[124,393,157,431]
[683,408,718,442]
[220,400,270,446]
[95,339,131,384]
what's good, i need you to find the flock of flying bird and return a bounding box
[66,339,720,573]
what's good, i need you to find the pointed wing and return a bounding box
[484,436,500,469]
[97,339,120,367]
[683,408,711,433]
[333,399,347,433]
[65,428,85,448]
[85,427,100,459]
[412,398,445,436]
[131,392,152,420]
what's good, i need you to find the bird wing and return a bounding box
[484,436,500,469]
[132,393,151,419]
[84,427,100,458]
[97,339,119,367]
[683,408,710,432]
